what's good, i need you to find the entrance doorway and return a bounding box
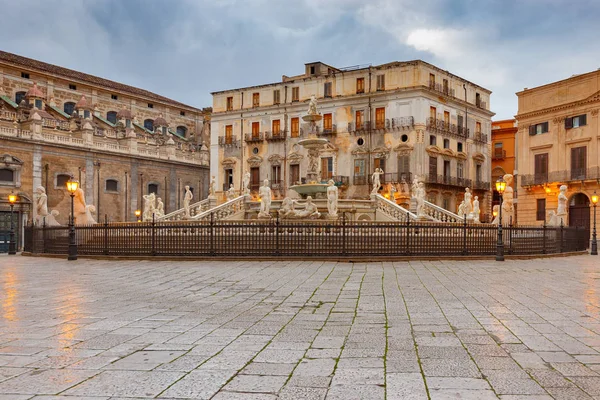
[250,167,260,192]
[0,211,19,253]
[569,193,590,245]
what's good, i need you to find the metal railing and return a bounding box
[492,150,506,160]
[476,99,487,109]
[218,136,240,147]
[348,117,414,134]
[159,198,211,221]
[426,118,469,139]
[428,82,456,97]
[473,180,491,190]
[424,174,472,188]
[24,220,589,258]
[270,180,283,190]
[521,167,600,186]
[318,124,337,135]
[265,130,287,141]
[244,132,264,143]
[473,131,488,143]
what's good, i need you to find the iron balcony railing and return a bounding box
[492,150,507,160]
[474,180,491,190]
[265,130,287,141]
[218,136,240,148]
[476,99,487,110]
[428,82,456,97]
[348,117,414,134]
[426,118,469,139]
[244,132,264,143]
[425,174,472,188]
[358,172,413,186]
[521,167,600,186]
[318,124,337,136]
[473,131,488,143]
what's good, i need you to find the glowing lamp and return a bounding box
[493,210,498,217]
[8,193,17,204]
[495,177,506,194]
[66,178,79,193]
[592,193,599,205]
[545,187,551,194]
[134,210,142,218]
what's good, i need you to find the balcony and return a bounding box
[244,132,264,143]
[348,117,414,135]
[318,124,337,136]
[521,167,600,187]
[426,118,469,139]
[472,131,488,144]
[492,150,506,160]
[218,136,240,148]
[270,180,283,190]
[473,180,491,190]
[364,172,413,185]
[476,99,487,110]
[424,174,472,188]
[428,82,455,97]
[265,130,287,141]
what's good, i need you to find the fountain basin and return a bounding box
[297,137,328,149]
[290,183,329,198]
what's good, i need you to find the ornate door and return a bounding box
[569,193,590,246]
[0,211,19,253]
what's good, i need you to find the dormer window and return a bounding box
[144,119,154,131]
[84,110,90,119]
[148,103,154,109]
[111,94,118,100]
[34,99,43,109]
[180,111,185,116]
[15,91,26,105]
[69,84,77,90]
[310,66,315,75]
[21,72,30,79]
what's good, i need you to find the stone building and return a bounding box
[516,70,600,235]
[0,51,210,251]
[491,119,518,222]
[210,60,494,217]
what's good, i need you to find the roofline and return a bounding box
[516,69,600,96]
[211,59,492,96]
[492,118,516,124]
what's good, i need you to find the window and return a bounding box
[443,79,448,94]
[105,179,118,192]
[63,101,76,116]
[476,164,482,183]
[310,66,316,75]
[476,122,482,133]
[571,146,587,180]
[443,160,451,181]
[0,169,14,183]
[444,111,450,125]
[457,114,464,129]
[290,164,300,185]
[398,155,410,181]
[83,110,90,119]
[273,89,281,104]
[252,93,260,107]
[430,106,436,120]
[354,159,366,183]
[529,122,549,135]
[375,107,385,129]
[443,139,450,149]
[148,103,154,108]
[15,91,26,105]
[457,162,463,179]
[457,142,463,152]
[536,199,546,221]
[429,135,437,146]
[476,92,481,107]
[272,165,281,183]
[106,111,117,124]
[21,72,30,79]
[565,114,587,129]
[148,183,159,194]
[252,121,260,137]
[356,78,365,94]
[494,142,503,158]
[321,157,333,180]
[111,94,118,100]
[34,99,43,109]
[176,126,187,137]
[144,119,154,131]
[69,84,77,90]
[226,96,233,111]
[429,73,435,87]
[225,168,234,188]
[291,117,299,138]
[225,125,233,144]
[534,153,549,182]
[180,111,185,116]
[324,82,332,98]
[323,113,333,131]
[56,174,71,189]
[376,74,385,91]
[292,87,299,102]
[355,110,364,129]
[272,119,281,134]
[374,157,385,173]
[429,156,438,178]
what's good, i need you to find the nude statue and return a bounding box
[243,172,251,195]
[258,179,272,218]
[278,197,296,219]
[371,167,384,195]
[411,177,419,199]
[501,174,514,225]
[415,182,426,217]
[307,95,318,116]
[463,188,473,215]
[35,186,60,226]
[142,193,156,221]
[557,185,568,215]
[472,196,480,223]
[457,201,465,218]
[156,197,165,218]
[73,187,96,225]
[295,196,320,219]
[183,185,193,219]
[327,179,338,218]
[209,176,216,198]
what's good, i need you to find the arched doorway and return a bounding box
[569,193,590,242]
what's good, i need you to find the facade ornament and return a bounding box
[258,179,272,218]
[592,109,599,116]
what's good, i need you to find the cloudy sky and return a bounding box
[1,0,598,119]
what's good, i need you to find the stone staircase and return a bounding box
[158,198,212,221]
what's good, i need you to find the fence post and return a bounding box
[462,214,467,256]
[42,217,47,254]
[210,212,215,256]
[406,215,411,256]
[542,221,547,254]
[508,216,513,255]
[103,214,109,256]
[151,213,156,256]
[275,215,280,256]
[559,219,564,253]
[342,212,347,256]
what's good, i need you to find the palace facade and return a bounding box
[516,70,600,234]
[0,51,210,250]
[210,60,494,218]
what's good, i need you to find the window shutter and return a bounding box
[529,125,535,136]
[542,122,549,133]
[581,114,587,126]
[565,117,573,129]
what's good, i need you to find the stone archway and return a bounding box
[569,193,590,243]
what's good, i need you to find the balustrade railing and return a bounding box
[218,136,240,147]
[192,196,245,222]
[473,131,488,143]
[422,200,462,223]
[521,167,600,186]
[159,198,211,221]
[265,130,287,141]
[244,132,264,143]
[426,118,469,139]
[373,194,416,222]
[0,110,17,121]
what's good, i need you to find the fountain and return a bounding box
[289,95,330,198]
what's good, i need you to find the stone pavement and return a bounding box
[0,256,599,399]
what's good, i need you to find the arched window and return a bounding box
[106,111,117,124]
[176,126,187,137]
[56,174,71,189]
[148,183,159,194]
[0,169,14,183]
[15,91,26,105]
[105,179,118,192]
[63,102,76,116]
[144,119,154,132]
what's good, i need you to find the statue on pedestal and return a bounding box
[226,184,236,201]
[143,193,156,221]
[35,186,60,226]
[295,196,321,219]
[491,205,500,225]
[258,179,272,218]
[371,167,384,195]
[415,182,426,218]
[549,185,568,226]
[73,187,96,225]
[501,174,514,225]
[463,188,473,216]
[243,172,251,196]
[411,177,420,199]
[183,185,193,219]
[208,176,216,198]
[155,197,165,218]
[307,95,318,116]
[472,196,480,223]
[278,197,296,219]
[457,201,465,218]
[327,179,338,218]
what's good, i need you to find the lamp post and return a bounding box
[495,177,506,261]
[8,193,17,255]
[66,178,79,261]
[592,192,598,256]
[134,209,141,223]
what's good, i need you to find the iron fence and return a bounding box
[24,219,588,258]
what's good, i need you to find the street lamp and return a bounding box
[495,177,506,261]
[8,193,17,255]
[66,178,79,261]
[134,209,141,223]
[592,192,598,256]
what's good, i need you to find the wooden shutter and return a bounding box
[565,117,573,129]
[252,122,259,136]
[429,156,438,178]
[529,125,536,135]
[398,155,410,173]
[323,114,332,130]
[580,114,587,126]
[542,122,548,133]
[291,117,299,137]
[225,125,233,144]
[536,199,546,221]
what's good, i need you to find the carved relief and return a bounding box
[247,155,263,168]
[268,154,284,165]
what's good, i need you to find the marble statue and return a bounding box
[501,174,514,225]
[390,184,397,202]
[35,186,60,226]
[491,205,500,225]
[243,172,251,195]
[258,179,272,218]
[415,182,426,217]
[548,210,559,226]
[371,167,384,195]
[472,196,480,223]
[463,188,473,215]
[226,184,236,201]
[73,187,96,225]
[307,95,318,116]
[278,197,296,219]
[457,201,465,218]
[400,178,410,195]
[156,197,165,218]
[327,179,338,218]
[557,185,568,215]
[143,193,156,221]
[209,176,216,198]
[411,177,420,198]
[183,185,193,219]
[295,196,321,219]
